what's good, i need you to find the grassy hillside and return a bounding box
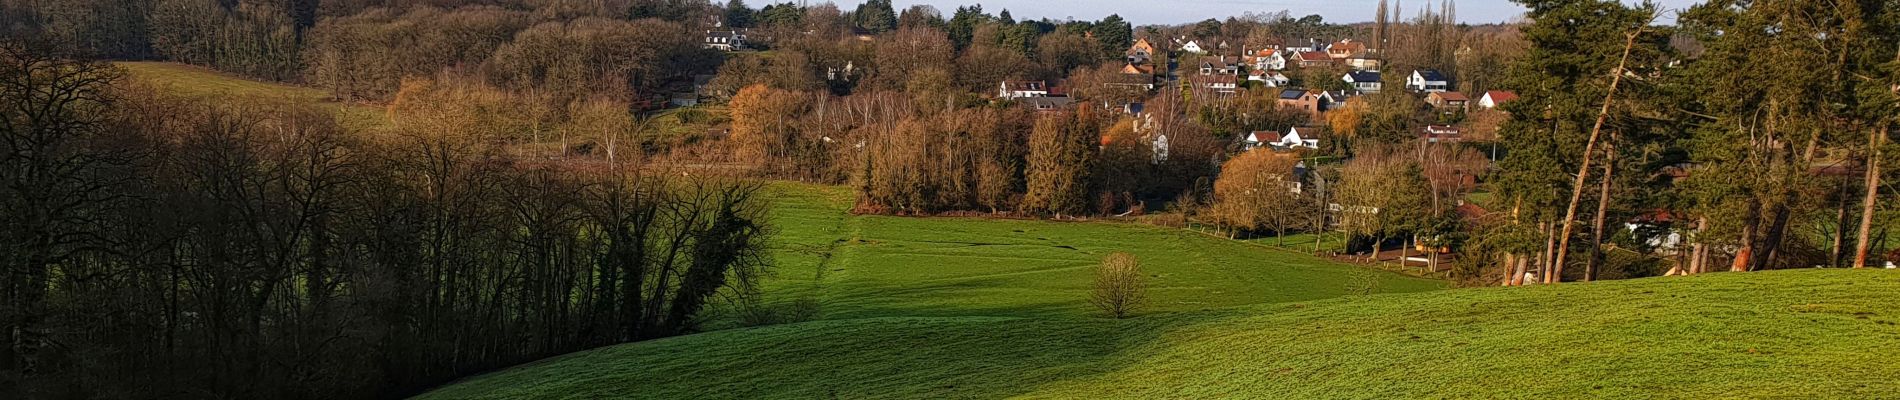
[115,62,389,131]
[749,182,1442,322]
[419,269,1900,399]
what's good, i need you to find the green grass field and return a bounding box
[115,62,389,132]
[418,269,1900,399]
[746,182,1442,323]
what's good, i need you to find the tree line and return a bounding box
[0,46,776,399]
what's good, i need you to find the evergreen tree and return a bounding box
[854,0,897,33]
[724,0,754,28]
[1091,14,1133,57]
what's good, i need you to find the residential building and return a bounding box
[1245,48,1286,71]
[1343,71,1382,94]
[1327,39,1366,59]
[1181,40,1206,54]
[1249,70,1290,87]
[1407,70,1450,92]
[1127,38,1158,64]
[1427,91,1470,110]
[998,80,1051,99]
[1478,90,1519,109]
[1420,125,1462,143]
[703,30,746,51]
[1294,51,1334,68]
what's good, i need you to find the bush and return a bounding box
[1090,252,1147,319]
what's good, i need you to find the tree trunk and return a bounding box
[1551,29,1642,284]
[1535,219,1550,282]
[1832,184,1851,267]
[1586,142,1617,282]
[1731,219,1756,272]
[1854,125,1884,268]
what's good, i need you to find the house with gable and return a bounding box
[1294,51,1333,68]
[998,80,1051,99]
[1327,39,1366,59]
[1244,48,1287,71]
[1127,38,1158,64]
[1478,90,1519,109]
[1198,56,1240,76]
[1427,91,1470,110]
[1249,70,1290,87]
[1243,126,1323,150]
[1407,70,1450,92]
[703,30,747,51]
[1181,40,1206,54]
[1343,70,1382,94]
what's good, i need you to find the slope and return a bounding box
[418,269,1900,399]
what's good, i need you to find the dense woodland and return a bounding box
[2,0,1898,398]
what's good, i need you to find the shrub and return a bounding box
[1090,252,1147,319]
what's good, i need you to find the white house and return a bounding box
[1478,90,1519,109]
[703,30,746,51]
[1243,126,1322,150]
[1181,40,1206,54]
[1278,126,1322,149]
[998,80,1050,99]
[1407,70,1450,92]
[1343,71,1382,94]
[1248,70,1290,87]
[1245,49,1286,71]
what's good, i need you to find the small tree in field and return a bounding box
[1091,252,1147,319]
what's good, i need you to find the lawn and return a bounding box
[746,182,1443,323]
[417,269,1900,399]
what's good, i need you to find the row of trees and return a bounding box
[1,47,775,399]
[1479,0,1899,285]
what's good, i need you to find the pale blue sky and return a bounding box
[829,0,1701,25]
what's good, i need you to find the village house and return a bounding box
[1249,70,1291,87]
[1181,39,1206,54]
[1407,70,1450,92]
[1478,90,1519,109]
[1346,52,1381,71]
[1277,88,1331,120]
[1343,70,1382,94]
[1294,51,1334,68]
[998,80,1051,99]
[1127,38,1158,64]
[1244,126,1323,150]
[1192,74,1240,96]
[1198,56,1239,76]
[1018,96,1074,112]
[1327,39,1367,58]
[703,30,746,51]
[1427,91,1469,110]
[1420,125,1462,143]
[1244,48,1286,71]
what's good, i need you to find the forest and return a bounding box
[2,0,1897,398]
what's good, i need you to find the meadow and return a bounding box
[419,269,1900,399]
[748,182,1444,323]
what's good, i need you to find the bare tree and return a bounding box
[1090,252,1147,319]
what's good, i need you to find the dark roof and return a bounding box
[1018,96,1074,110]
[1002,80,1047,92]
[1279,88,1308,100]
[1415,69,1447,81]
[1346,71,1381,82]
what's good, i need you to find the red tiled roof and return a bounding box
[1433,91,1469,102]
[1484,90,1519,103]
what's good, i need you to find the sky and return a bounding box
[818,0,1704,26]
